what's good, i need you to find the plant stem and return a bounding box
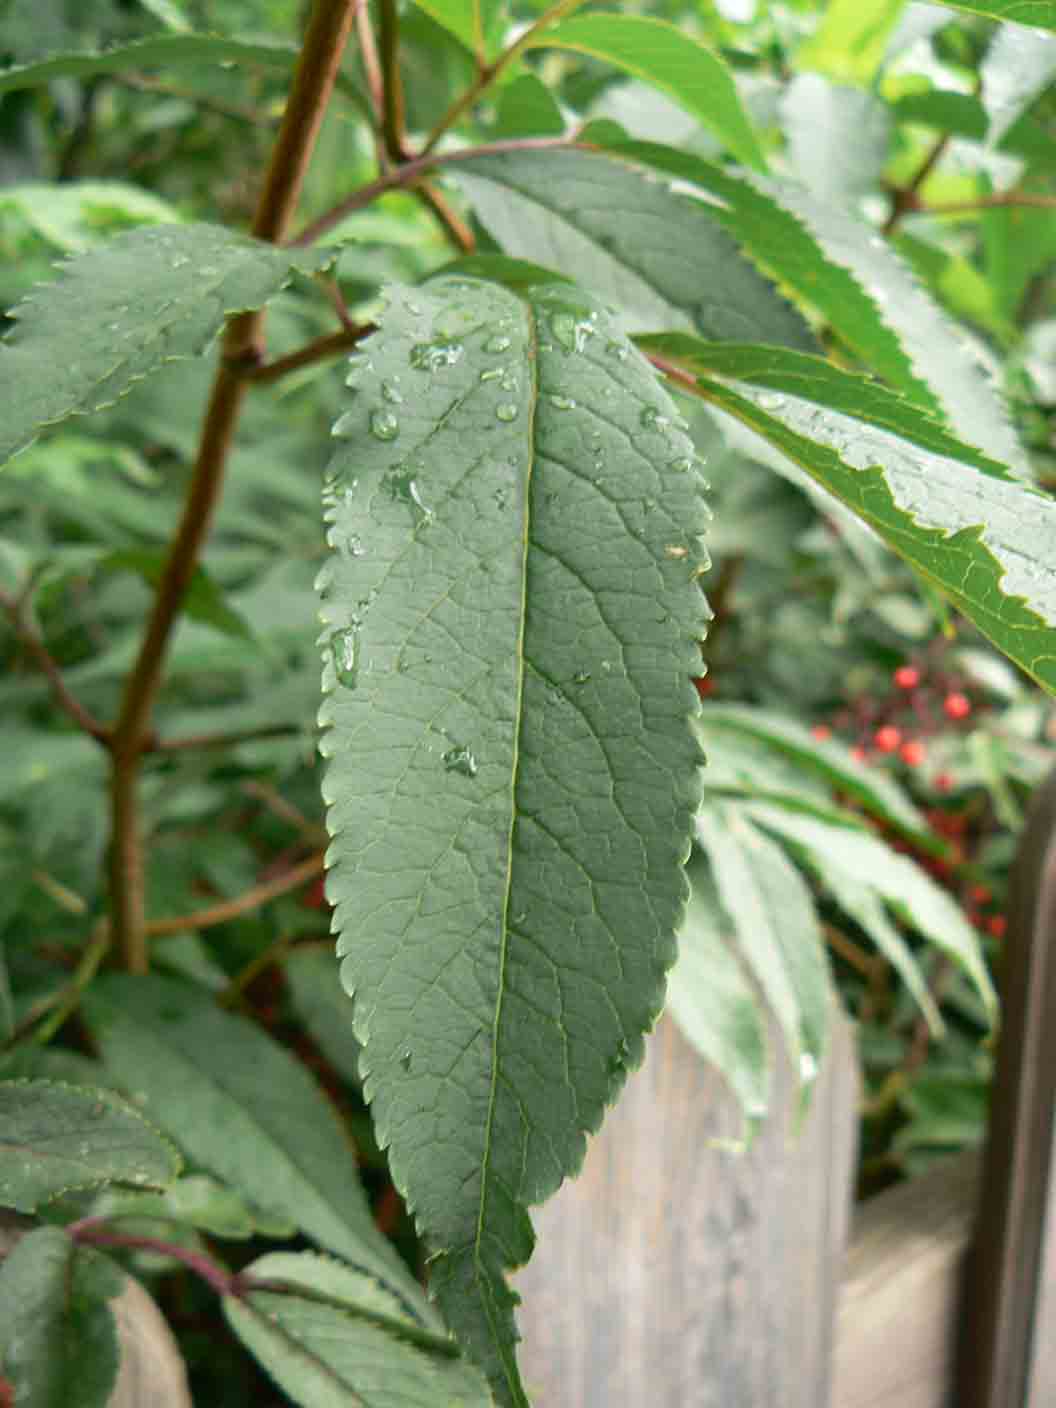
[155,722,301,753]
[420,0,587,154]
[70,1222,236,1298]
[354,0,385,140]
[920,191,1056,216]
[415,181,476,252]
[145,853,324,940]
[883,133,948,236]
[0,589,109,743]
[378,0,407,160]
[105,0,358,975]
[244,325,372,384]
[290,135,572,246]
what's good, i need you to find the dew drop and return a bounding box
[572,670,591,685]
[485,333,512,353]
[480,367,504,383]
[443,744,478,777]
[640,406,669,432]
[370,409,400,441]
[331,411,357,438]
[496,403,518,422]
[345,353,371,388]
[758,392,786,412]
[381,379,404,405]
[409,340,463,371]
[500,373,517,393]
[669,456,694,473]
[385,467,432,521]
[400,1049,413,1072]
[549,394,576,411]
[330,627,360,688]
[606,339,629,361]
[551,312,577,350]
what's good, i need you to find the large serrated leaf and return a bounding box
[0,1079,181,1213]
[599,139,1024,470]
[318,276,708,1404]
[454,148,816,349]
[0,1227,123,1408]
[929,1,1056,30]
[80,975,429,1316]
[225,1251,491,1408]
[0,223,331,467]
[643,336,1056,693]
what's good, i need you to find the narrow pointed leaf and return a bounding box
[319,276,707,1404]
[0,223,332,468]
[600,139,1023,469]
[695,803,831,1084]
[0,1227,123,1408]
[225,1252,492,1408]
[744,803,996,1014]
[454,148,816,348]
[643,336,1056,693]
[525,16,766,170]
[80,975,428,1314]
[928,1,1056,31]
[409,0,503,59]
[667,857,770,1123]
[0,1079,181,1213]
[795,0,908,84]
[981,22,1056,146]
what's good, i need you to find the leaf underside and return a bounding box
[318,276,708,1403]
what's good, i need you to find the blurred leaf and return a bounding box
[284,946,361,1086]
[780,76,891,207]
[225,1251,492,1407]
[409,0,503,60]
[0,182,183,252]
[81,975,431,1312]
[928,1,1056,31]
[796,0,908,83]
[0,223,332,468]
[743,802,996,1015]
[101,550,253,639]
[493,73,566,138]
[0,1079,181,1213]
[667,857,770,1123]
[527,15,766,170]
[0,1228,123,1408]
[696,802,831,1083]
[981,22,1056,146]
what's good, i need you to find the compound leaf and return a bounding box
[318,276,707,1404]
[0,223,331,468]
[0,1079,181,1213]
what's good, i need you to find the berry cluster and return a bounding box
[810,661,977,774]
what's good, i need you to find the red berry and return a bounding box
[987,915,1007,939]
[900,739,926,766]
[894,665,921,690]
[874,725,902,754]
[970,883,992,906]
[811,724,832,741]
[944,691,972,720]
[933,772,954,793]
[693,676,713,698]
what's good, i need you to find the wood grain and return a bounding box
[514,1009,859,1407]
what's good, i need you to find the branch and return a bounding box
[106,0,359,975]
[0,588,109,744]
[242,325,373,384]
[919,191,1056,216]
[421,0,587,153]
[145,853,324,939]
[154,722,301,753]
[70,1222,235,1298]
[354,0,385,140]
[289,135,573,246]
[883,133,949,236]
[378,0,407,161]
[415,181,476,253]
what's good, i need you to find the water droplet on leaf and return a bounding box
[496,403,518,422]
[485,334,512,353]
[443,745,478,777]
[331,627,360,688]
[381,379,404,404]
[549,394,576,411]
[409,340,463,371]
[370,409,400,441]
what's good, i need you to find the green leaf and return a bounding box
[599,139,1024,470]
[780,75,891,207]
[641,336,1056,692]
[98,1173,291,1241]
[284,947,363,1086]
[0,1079,181,1213]
[891,88,1054,164]
[927,1,1056,31]
[319,276,707,1405]
[981,22,1056,146]
[694,700,931,844]
[795,0,908,83]
[80,975,430,1314]
[0,223,331,468]
[525,15,766,170]
[0,33,354,94]
[742,802,996,1016]
[454,148,816,348]
[225,1251,492,1407]
[493,73,566,138]
[0,182,183,252]
[101,550,253,639]
[409,0,503,59]
[695,803,831,1084]
[0,1227,123,1408]
[667,857,770,1125]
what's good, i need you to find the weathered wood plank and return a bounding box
[514,1009,858,1408]
[833,1151,978,1408]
